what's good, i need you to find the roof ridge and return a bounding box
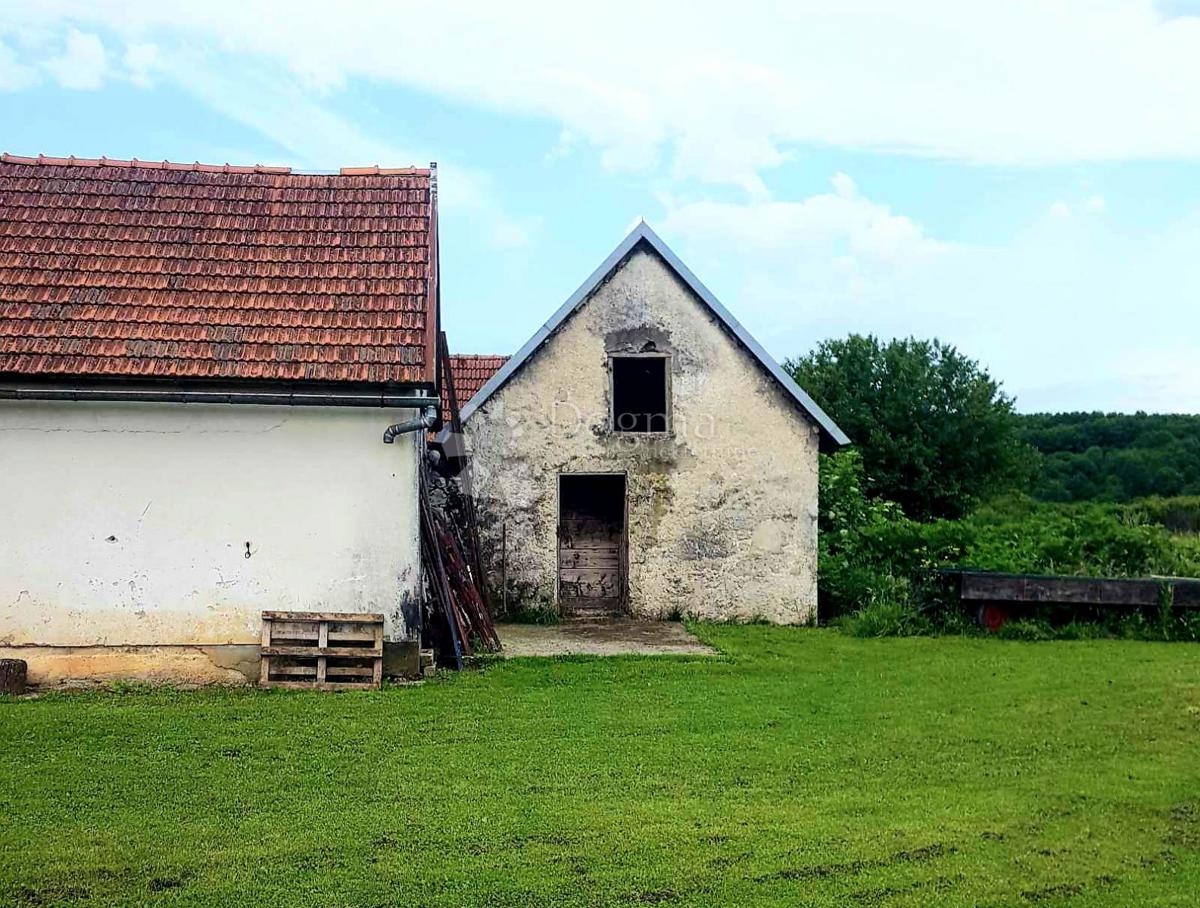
[458,221,850,450]
[1,153,433,177]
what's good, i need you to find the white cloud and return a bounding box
[159,53,536,251]
[831,172,858,199]
[489,218,536,250]
[662,173,946,270]
[1050,195,1108,218]
[544,128,575,164]
[0,39,38,91]
[9,1,1200,189]
[660,178,1200,412]
[122,42,160,88]
[1,17,537,252]
[3,3,1199,410]
[42,28,107,90]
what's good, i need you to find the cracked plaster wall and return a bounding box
[466,248,820,623]
[0,400,421,655]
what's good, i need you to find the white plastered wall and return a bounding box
[0,400,421,647]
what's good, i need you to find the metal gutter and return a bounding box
[383,406,438,444]
[0,386,435,408]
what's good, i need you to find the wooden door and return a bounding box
[558,474,626,618]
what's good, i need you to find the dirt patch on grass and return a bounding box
[498,620,715,657]
[755,842,952,884]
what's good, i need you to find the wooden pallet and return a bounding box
[259,611,384,690]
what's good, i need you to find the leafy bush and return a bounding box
[1127,495,1200,533]
[838,598,932,638]
[995,619,1054,641]
[1056,621,1109,641]
[817,449,909,619]
[818,450,1200,638]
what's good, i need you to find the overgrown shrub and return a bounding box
[838,599,932,637]
[1127,496,1200,534]
[995,619,1054,641]
[503,602,560,625]
[817,449,910,619]
[818,450,1200,639]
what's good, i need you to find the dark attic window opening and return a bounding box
[612,355,669,434]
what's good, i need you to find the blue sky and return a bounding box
[4,2,1200,412]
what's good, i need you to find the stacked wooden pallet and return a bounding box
[259,611,383,690]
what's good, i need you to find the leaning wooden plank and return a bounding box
[422,489,469,663]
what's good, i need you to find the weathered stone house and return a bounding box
[457,223,847,623]
[0,155,440,685]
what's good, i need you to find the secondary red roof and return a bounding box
[0,154,438,386]
[442,353,507,423]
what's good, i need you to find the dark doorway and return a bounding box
[558,473,626,618]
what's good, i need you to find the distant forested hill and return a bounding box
[1020,412,1200,502]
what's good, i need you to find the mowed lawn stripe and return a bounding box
[1,627,1198,907]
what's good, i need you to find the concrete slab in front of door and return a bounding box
[498,620,715,658]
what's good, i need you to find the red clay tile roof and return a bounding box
[442,353,507,423]
[0,154,438,386]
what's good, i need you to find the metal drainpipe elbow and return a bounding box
[383,405,438,444]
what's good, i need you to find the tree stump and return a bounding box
[0,659,28,695]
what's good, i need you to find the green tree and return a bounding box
[788,334,1033,519]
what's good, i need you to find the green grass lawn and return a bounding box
[2,627,1199,907]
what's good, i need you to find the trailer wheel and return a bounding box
[976,603,1010,632]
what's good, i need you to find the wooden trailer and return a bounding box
[944,570,1200,631]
